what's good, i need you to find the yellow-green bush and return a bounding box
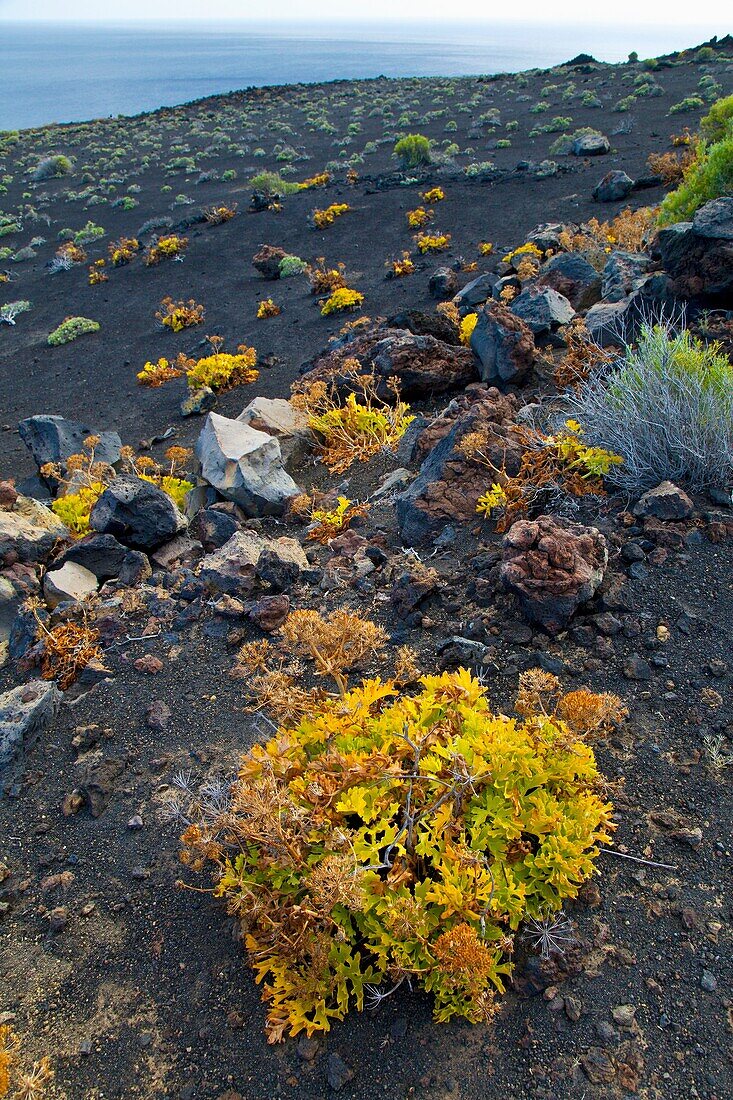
[47,316,99,345]
[658,95,733,225]
[180,670,618,1041]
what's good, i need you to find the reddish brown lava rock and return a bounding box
[298,322,476,401]
[248,593,290,632]
[396,386,521,545]
[252,244,287,280]
[500,514,608,635]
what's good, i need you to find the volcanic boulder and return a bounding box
[500,515,608,634]
[195,413,301,516]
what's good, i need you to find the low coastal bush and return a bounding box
[177,668,617,1041]
[47,316,99,345]
[0,300,31,325]
[155,297,204,332]
[292,369,412,472]
[249,171,301,196]
[567,321,733,491]
[658,96,733,224]
[32,154,73,181]
[393,133,431,168]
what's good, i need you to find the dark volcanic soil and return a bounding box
[1,42,732,1100]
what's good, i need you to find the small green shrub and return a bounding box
[700,94,733,144]
[569,322,733,490]
[279,254,308,277]
[393,133,431,168]
[32,154,73,182]
[48,317,100,346]
[74,220,105,245]
[658,133,733,224]
[669,96,705,115]
[249,171,301,196]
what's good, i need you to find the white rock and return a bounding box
[237,396,312,465]
[195,412,301,516]
[0,499,69,563]
[43,561,98,609]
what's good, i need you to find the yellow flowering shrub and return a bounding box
[257,298,281,319]
[292,369,413,473]
[406,206,432,228]
[312,203,350,229]
[108,236,140,265]
[415,231,451,253]
[387,251,416,278]
[308,495,370,543]
[156,297,205,332]
[136,357,185,387]
[473,420,623,530]
[320,287,364,316]
[182,345,259,391]
[180,669,617,1041]
[145,234,188,265]
[299,172,331,190]
[422,186,445,203]
[502,241,543,265]
[478,241,494,256]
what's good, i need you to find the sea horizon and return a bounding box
[1,19,724,131]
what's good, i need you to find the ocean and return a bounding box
[0,20,718,131]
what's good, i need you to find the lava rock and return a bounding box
[572,131,610,156]
[602,250,652,302]
[500,515,608,635]
[536,252,602,310]
[0,498,69,563]
[300,325,476,401]
[396,389,521,545]
[470,301,536,383]
[593,170,634,203]
[453,272,498,311]
[510,285,575,339]
[190,507,241,552]
[90,476,187,551]
[237,396,311,466]
[248,593,290,632]
[195,412,301,516]
[656,197,733,300]
[52,533,129,581]
[252,244,286,279]
[633,481,694,521]
[199,531,308,596]
[0,680,61,772]
[428,266,458,300]
[18,415,122,478]
[43,562,98,609]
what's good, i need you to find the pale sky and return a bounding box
[0,0,730,24]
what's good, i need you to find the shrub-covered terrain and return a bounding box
[0,36,732,1100]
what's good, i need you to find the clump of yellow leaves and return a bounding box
[312,203,350,229]
[180,667,619,1042]
[473,420,623,530]
[291,368,413,473]
[307,495,370,544]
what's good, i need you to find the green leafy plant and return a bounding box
[567,321,733,490]
[178,668,619,1041]
[393,133,431,168]
[47,316,100,345]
